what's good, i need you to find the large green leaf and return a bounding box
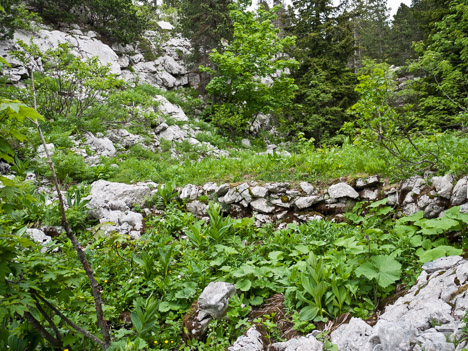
[235,278,252,292]
[299,305,319,321]
[418,246,463,264]
[356,255,401,288]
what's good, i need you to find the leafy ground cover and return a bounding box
[2,186,467,349]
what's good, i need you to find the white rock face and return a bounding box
[329,256,468,351]
[300,182,315,195]
[107,129,144,148]
[186,200,207,217]
[154,95,188,121]
[155,55,186,76]
[328,183,359,199]
[251,186,268,198]
[87,180,152,218]
[228,326,264,351]
[180,184,199,201]
[14,29,121,74]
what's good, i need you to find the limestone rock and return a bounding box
[241,138,252,148]
[228,326,264,351]
[360,189,379,201]
[107,129,144,148]
[157,21,174,31]
[180,184,199,201]
[87,180,152,218]
[84,133,116,157]
[451,177,468,206]
[272,334,323,351]
[300,182,315,195]
[197,282,236,329]
[251,198,275,214]
[251,186,268,198]
[154,95,188,121]
[266,182,290,194]
[295,196,321,209]
[328,183,359,199]
[217,184,230,197]
[432,174,454,199]
[186,200,207,218]
[37,143,55,158]
[331,317,373,351]
[355,175,381,189]
[26,228,52,246]
[159,125,187,142]
[203,182,219,194]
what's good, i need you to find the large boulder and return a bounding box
[228,327,264,351]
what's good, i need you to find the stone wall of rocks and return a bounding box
[177,174,468,227]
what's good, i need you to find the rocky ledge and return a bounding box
[227,256,468,351]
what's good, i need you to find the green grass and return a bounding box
[108,133,468,186]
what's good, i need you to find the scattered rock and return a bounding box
[295,196,321,210]
[180,184,199,201]
[186,200,207,218]
[299,182,315,195]
[228,326,264,351]
[331,317,373,351]
[84,132,116,157]
[37,143,55,158]
[355,175,381,189]
[251,186,268,198]
[272,334,323,351]
[451,177,468,206]
[241,139,252,148]
[154,95,188,122]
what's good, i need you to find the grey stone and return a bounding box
[417,194,434,209]
[451,177,467,206]
[223,188,243,204]
[295,196,321,209]
[107,129,144,148]
[197,282,236,321]
[401,176,426,194]
[85,133,116,157]
[266,182,290,193]
[331,317,373,351]
[360,189,379,201]
[86,180,152,219]
[159,125,187,141]
[251,198,275,214]
[414,329,455,351]
[155,55,186,76]
[229,326,264,351]
[0,162,11,174]
[157,21,174,30]
[432,174,454,199]
[154,95,188,121]
[180,184,199,201]
[203,182,219,194]
[26,228,52,246]
[300,182,315,195]
[271,197,293,208]
[328,183,359,199]
[37,143,55,158]
[424,203,445,218]
[422,256,463,274]
[355,175,380,189]
[186,200,207,218]
[217,184,230,197]
[251,186,268,198]
[154,122,169,134]
[461,204,468,213]
[402,203,421,216]
[272,334,323,351]
[241,138,252,148]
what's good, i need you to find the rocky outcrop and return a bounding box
[228,256,468,351]
[86,180,156,238]
[0,23,193,90]
[330,256,468,351]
